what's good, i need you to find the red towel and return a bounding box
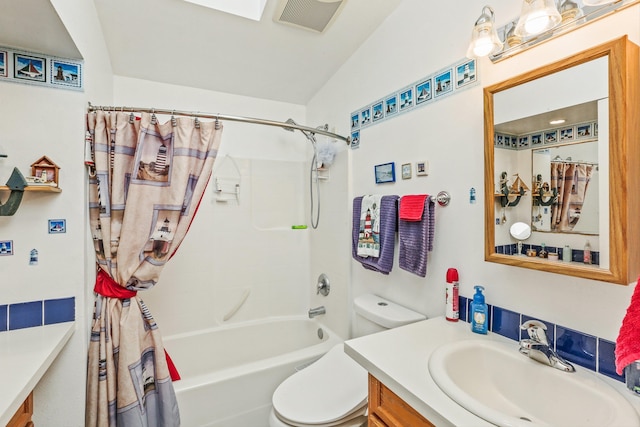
[615,277,640,374]
[399,195,428,221]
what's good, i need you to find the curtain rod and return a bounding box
[87,102,350,144]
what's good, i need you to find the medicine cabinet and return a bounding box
[484,36,640,285]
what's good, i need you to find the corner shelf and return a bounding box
[0,186,61,193]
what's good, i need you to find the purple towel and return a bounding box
[352,195,399,274]
[398,196,435,277]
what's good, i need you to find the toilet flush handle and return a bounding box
[317,274,330,296]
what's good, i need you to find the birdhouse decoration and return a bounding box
[30,155,60,187]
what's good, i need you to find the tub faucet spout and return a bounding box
[308,306,326,318]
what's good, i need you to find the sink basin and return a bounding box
[428,339,640,427]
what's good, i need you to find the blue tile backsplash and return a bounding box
[494,244,600,265]
[459,294,624,383]
[1,297,75,332]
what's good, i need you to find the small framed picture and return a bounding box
[416,161,428,176]
[434,68,453,98]
[0,240,13,256]
[350,112,360,130]
[455,59,477,89]
[0,51,7,78]
[594,122,598,136]
[560,126,574,141]
[399,87,414,112]
[374,162,395,184]
[518,135,529,148]
[350,130,360,149]
[372,100,384,123]
[401,163,412,180]
[495,134,504,147]
[48,219,66,234]
[544,130,558,144]
[50,59,82,88]
[14,54,46,82]
[576,123,593,139]
[416,78,432,105]
[530,133,543,146]
[360,107,371,127]
[385,94,398,117]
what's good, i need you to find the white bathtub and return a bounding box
[163,316,342,427]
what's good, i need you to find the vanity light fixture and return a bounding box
[514,0,562,37]
[550,119,566,125]
[466,6,503,58]
[559,0,583,23]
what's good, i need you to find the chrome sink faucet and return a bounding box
[519,320,575,372]
[308,306,326,318]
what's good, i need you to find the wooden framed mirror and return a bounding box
[484,36,639,285]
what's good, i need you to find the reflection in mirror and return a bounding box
[484,36,640,285]
[510,222,531,256]
[492,55,607,270]
[531,142,599,234]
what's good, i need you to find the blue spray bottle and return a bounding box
[470,285,488,334]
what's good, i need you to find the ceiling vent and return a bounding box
[274,0,347,33]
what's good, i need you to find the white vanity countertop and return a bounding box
[0,321,76,425]
[344,316,640,427]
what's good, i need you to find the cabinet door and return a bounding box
[7,392,34,427]
[368,375,434,427]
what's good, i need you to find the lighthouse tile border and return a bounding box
[349,57,478,147]
[0,45,83,92]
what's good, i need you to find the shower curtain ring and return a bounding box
[215,114,220,130]
[151,108,158,125]
[171,110,177,127]
[194,117,200,129]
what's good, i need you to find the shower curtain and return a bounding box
[550,161,594,232]
[85,111,222,426]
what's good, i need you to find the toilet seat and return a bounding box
[271,343,368,427]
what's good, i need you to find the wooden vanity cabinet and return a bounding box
[6,392,34,427]
[368,375,434,427]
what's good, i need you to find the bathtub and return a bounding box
[163,316,343,427]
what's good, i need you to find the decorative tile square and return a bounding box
[44,297,75,325]
[598,339,624,382]
[491,306,521,341]
[556,325,597,371]
[9,301,43,330]
[458,296,468,322]
[0,305,7,331]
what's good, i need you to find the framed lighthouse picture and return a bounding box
[14,54,46,82]
[50,59,82,89]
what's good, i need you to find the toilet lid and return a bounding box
[272,343,368,426]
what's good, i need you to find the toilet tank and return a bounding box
[353,293,426,338]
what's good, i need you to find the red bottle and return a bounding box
[446,268,460,322]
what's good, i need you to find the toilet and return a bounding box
[269,293,426,427]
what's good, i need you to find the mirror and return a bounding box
[484,36,640,285]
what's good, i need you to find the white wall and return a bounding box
[308,0,640,341]
[111,77,323,337]
[0,0,113,425]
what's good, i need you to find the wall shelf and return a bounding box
[0,186,61,193]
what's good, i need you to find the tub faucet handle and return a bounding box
[317,273,330,296]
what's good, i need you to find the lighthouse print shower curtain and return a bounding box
[85,111,222,426]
